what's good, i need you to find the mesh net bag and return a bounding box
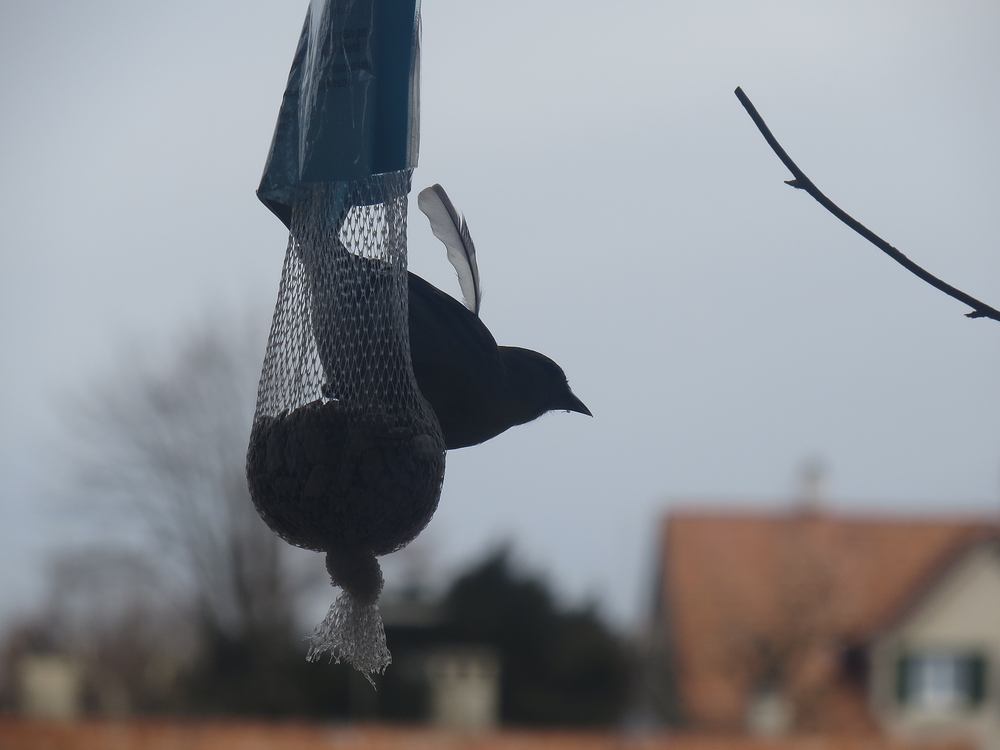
[247,170,445,678]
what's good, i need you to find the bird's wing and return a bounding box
[417,184,482,315]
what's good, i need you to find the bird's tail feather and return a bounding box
[417,184,482,315]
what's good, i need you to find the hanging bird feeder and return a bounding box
[246,0,441,680]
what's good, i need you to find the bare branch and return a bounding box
[734,86,1000,323]
[61,312,306,639]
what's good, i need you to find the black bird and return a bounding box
[409,184,589,449]
[272,184,591,450]
[408,271,590,449]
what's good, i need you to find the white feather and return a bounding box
[417,184,482,315]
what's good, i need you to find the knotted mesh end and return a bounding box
[306,590,391,686]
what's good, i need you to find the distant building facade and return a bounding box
[425,646,501,729]
[654,506,1000,748]
[871,540,1000,745]
[16,655,82,720]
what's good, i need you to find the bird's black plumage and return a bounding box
[407,272,589,449]
[270,189,590,450]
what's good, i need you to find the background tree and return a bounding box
[439,547,630,726]
[32,312,354,716]
[3,312,632,723]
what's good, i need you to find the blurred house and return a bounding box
[654,506,1000,748]
[16,654,82,720]
[378,549,628,727]
[377,590,501,728]
[425,646,501,730]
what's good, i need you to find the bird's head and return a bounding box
[500,347,592,425]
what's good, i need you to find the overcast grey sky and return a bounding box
[1,0,999,630]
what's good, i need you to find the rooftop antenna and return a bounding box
[796,457,826,513]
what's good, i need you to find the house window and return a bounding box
[896,652,986,711]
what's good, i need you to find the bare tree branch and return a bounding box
[62,313,319,639]
[734,86,1000,323]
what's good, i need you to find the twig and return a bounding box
[734,86,1000,323]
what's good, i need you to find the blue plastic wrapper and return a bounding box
[257,0,420,224]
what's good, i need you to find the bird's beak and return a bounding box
[562,391,592,417]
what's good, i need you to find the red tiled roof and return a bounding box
[659,507,998,731]
[0,719,973,750]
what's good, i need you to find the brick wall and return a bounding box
[0,719,974,750]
